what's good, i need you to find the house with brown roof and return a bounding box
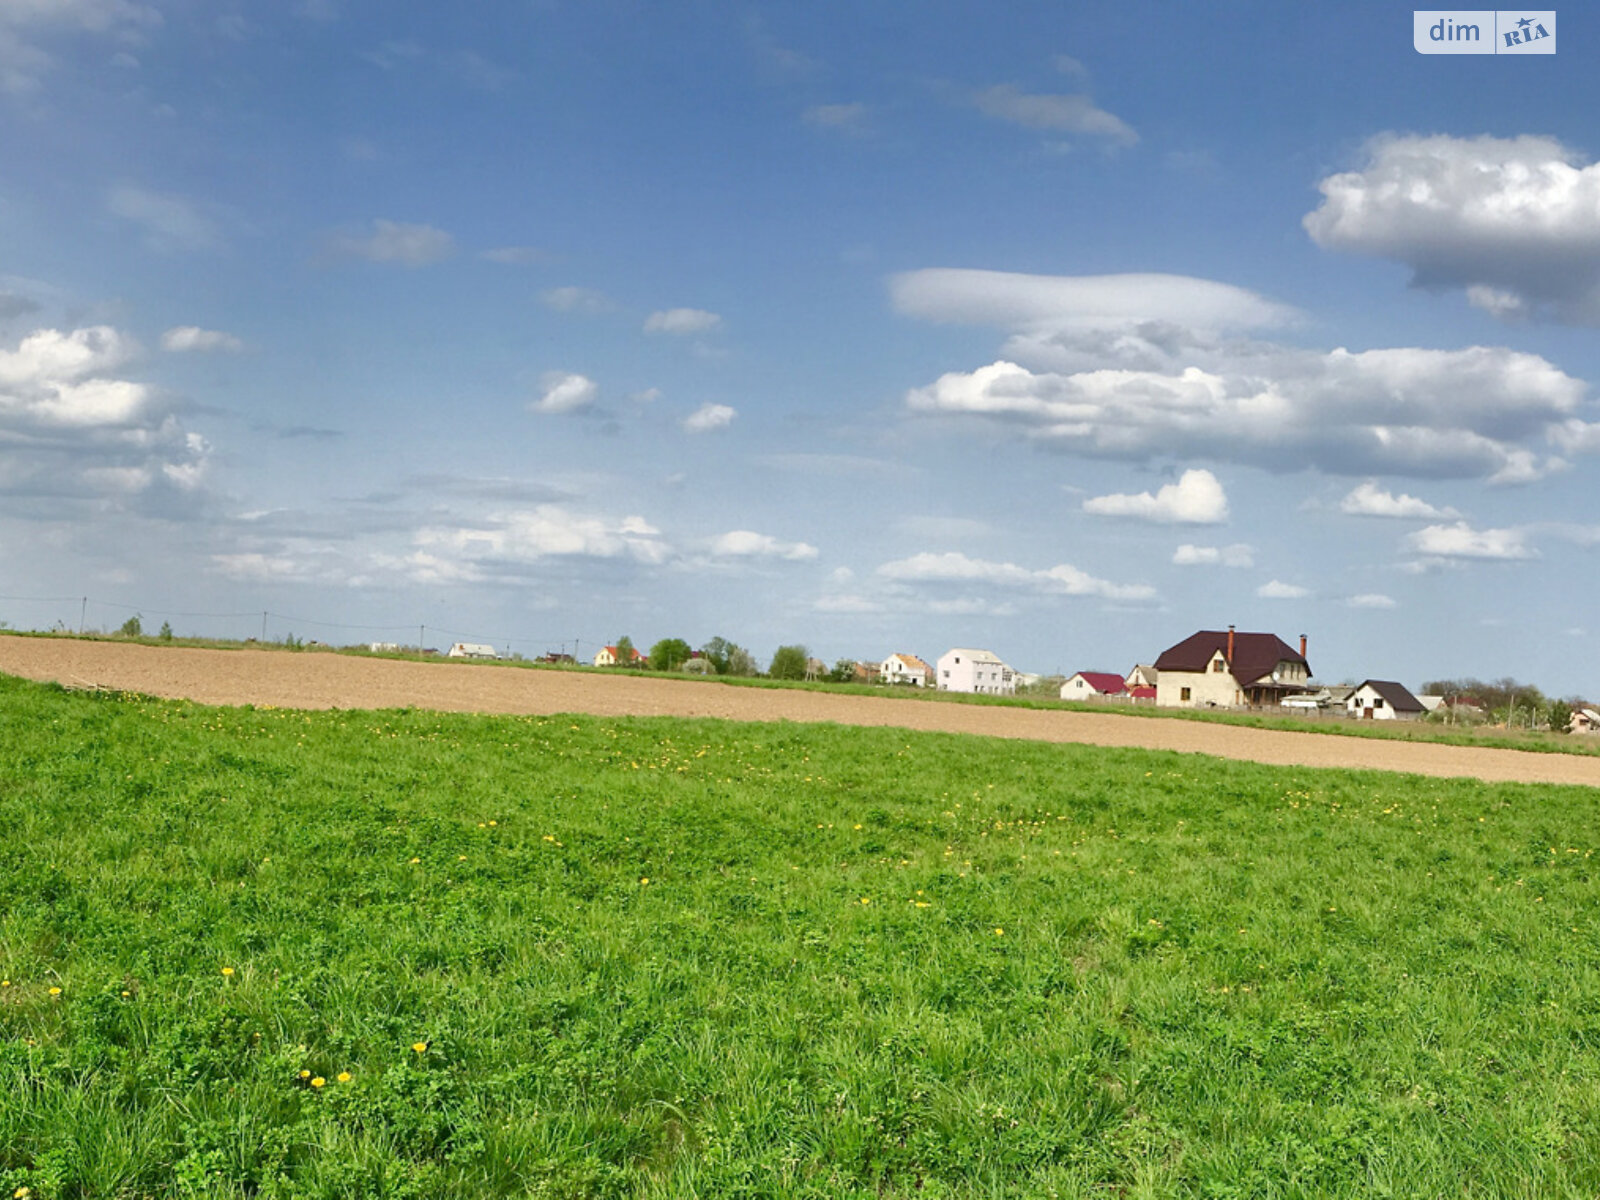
[1060,671,1129,701]
[1346,679,1425,720]
[1153,626,1311,709]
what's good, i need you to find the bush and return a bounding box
[118,615,142,638]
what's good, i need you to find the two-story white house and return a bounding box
[880,653,933,686]
[936,648,1016,695]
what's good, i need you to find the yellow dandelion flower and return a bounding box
[17,1187,34,1198]
[640,877,649,886]
[221,966,235,977]
[409,857,421,864]
[48,986,62,996]
[859,897,871,905]
[311,1076,326,1088]
[299,1069,311,1079]
[488,820,498,827]
[411,1041,429,1054]
[1,980,9,987]
[337,1071,352,1083]
[993,928,1004,936]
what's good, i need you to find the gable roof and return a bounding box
[1352,679,1424,713]
[942,647,1006,665]
[1154,630,1308,685]
[1129,685,1157,700]
[1072,671,1128,694]
[886,653,932,673]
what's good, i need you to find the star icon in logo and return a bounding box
[1517,16,1533,29]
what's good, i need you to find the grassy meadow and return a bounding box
[3,674,1600,1197]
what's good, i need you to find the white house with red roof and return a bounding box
[880,652,933,686]
[592,644,644,667]
[1060,671,1129,701]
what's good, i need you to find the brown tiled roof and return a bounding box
[1154,630,1308,686]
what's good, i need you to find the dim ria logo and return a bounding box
[1414,10,1555,53]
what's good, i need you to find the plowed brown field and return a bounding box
[2,635,1594,787]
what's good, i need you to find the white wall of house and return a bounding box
[1155,651,1241,708]
[1060,674,1121,701]
[1346,683,1411,720]
[881,654,929,686]
[936,648,1016,695]
[448,642,497,659]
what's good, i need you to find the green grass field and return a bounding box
[4,673,1600,1198]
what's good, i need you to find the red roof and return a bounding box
[1129,685,1156,700]
[1073,671,1128,694]
[1154,630,1308,686]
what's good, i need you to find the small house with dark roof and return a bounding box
[1153,626,1311,709]
[1060,671,1129,701]
[1347,679,1426,720]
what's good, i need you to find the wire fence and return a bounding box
[0,591,605,662]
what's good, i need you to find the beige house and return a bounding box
[1571,708,1600,734]
[592,644,643,667]
[1154,627,1311,709]
[880,653,933,686]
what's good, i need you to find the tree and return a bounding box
[700,636,735,675]
[829,658,857,683]
[1550,700,1573,735]
[768,644,808,681]
[158,621,173,642]
[725,645,758,677]
[649,637,692,673]
[613,635,638,667]
[119,614,142,638]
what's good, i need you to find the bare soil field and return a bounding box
[2,635,1595,787]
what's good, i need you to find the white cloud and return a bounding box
[1407,521,1535,560]
[877,550,1155,601]
[972,84,1137,146]
[0,325,210,510]
[107,185,220,252]
[330,219,454,266]
[1347,593,1397,609]
[1257,580,1310,599]
[1305,134,1600,325]
[906,348,1582,483]
[803,102,867,132]
[160,326,243,353]
[682,402,736,432]
[644,308,722,335]
[1084,469,1228,524]
[1338,481,1458,519]
[532,371,597,415]
[1172,542,1254,567]
[415,505,670,568]
[541,286,614,314]
[709,530,818,561]
[0,0,159,93]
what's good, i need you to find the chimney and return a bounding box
[1226,624,1235,664]
[1299,633,1307,659]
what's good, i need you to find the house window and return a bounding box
[1181,687,1192,701]
[1212,659,1225,673]
[1374,698,1384,708]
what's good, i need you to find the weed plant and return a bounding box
[2,675,1599,1197]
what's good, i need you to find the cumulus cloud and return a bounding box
[891,268,1297,372]
[972,84,1137,146]
[1172,542,1254,567]
[0,0,160,93]
[532,371,597,415]
[1407,521,1534,560]
[161,326,242,353]
[1305,134,1600,325]
[329,219,454,266]
[1347,593,1397,609]
[907,348,1583,483]
[682,402,736,432]
[709,530,818,561]
[644,308,722,335]
[108,185,220,252]
[414,506,670,570]
[1338,480,1459,519]
[1256,580,1310,599]
[0,325,210,509]
[541,286,614,314]
[1083,469,1228,524]
[877,550,1155,601]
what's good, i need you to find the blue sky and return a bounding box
[2,1,1598,693]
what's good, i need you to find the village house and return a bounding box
[936,648,1016,695]
[592,644,644,667]
[1153,627,1311,709]
[1571,707,1600,734]
[447,642,498,660]
[880,653,933,686]
[1346,679,1425,720]
[1125,664,1158,690]
[1060,671,1128,701]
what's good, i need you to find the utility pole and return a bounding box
[261,611,267,642]
[79,597,86,635]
